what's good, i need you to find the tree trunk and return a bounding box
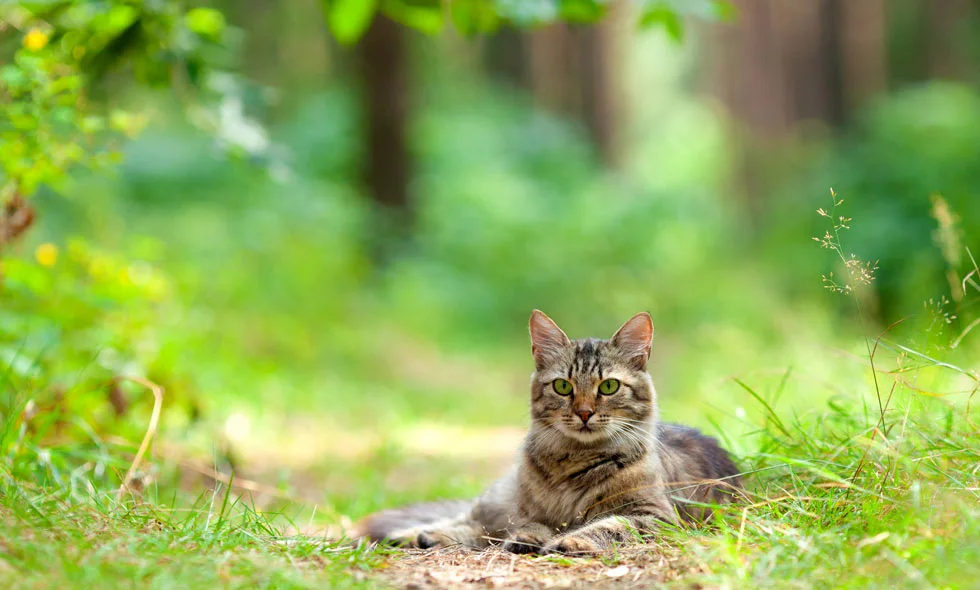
[528,23,578,116]
[711,0,857,132]
[708,0,789,216]
[357,14,411,261]
[711,0,790,139]
[838,0,888,113]
[278,0,330,90]
[226,0,281,87]
[575,18,619,168]
[483,27,530,88]
[524,19,620,168]
[925,0,974,80]
[708,0,863,213]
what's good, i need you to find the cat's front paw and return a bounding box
[543,534,601,556]
[415,529,460,549]
[385,527,424,548]
[502,532,548,554]
[387,526,452,549]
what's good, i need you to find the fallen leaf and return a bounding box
[605,565,630,578]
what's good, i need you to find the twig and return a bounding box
[734,506,748,556]
[951,318,980,349]
[113,375,163,501]
[178,459,297,500]
[966,383,980,431]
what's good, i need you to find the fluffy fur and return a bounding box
[350,311,742,555]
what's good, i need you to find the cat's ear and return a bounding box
[611,312,654,370]
[529,310,571,370]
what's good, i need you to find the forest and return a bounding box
[2,0,980,587]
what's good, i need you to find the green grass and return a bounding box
[0,484,388,588]
[4,217,979,588]
[4,260,978,588]
[3,316,979,588]
[699,380,980,587]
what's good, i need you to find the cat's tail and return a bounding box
[349,499,474,543]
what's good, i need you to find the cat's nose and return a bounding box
[577,409,594,424]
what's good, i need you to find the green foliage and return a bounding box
[0,23,125,201]
[826,83,980,315]
[0,0,246,206]
[637,0,736,41]
[450,0,500,35]
[184,7,227,40]
[639,4,684,41]
[0,237,176,486]
[324,0,379,45]
[320,0,735,43]
[758,83,980,331]
[383,0,444,35]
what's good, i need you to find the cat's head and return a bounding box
[528,310,657,444]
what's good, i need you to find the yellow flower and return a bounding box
[23,28,50,52]
[35,243,58,267]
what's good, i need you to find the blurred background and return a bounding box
[2,0,979,525]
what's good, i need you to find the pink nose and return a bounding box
[577,410,594,424]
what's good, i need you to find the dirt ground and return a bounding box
[359,545,708,589]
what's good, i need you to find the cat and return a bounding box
[350,310,743,555]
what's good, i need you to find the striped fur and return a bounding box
[350,311,742,555]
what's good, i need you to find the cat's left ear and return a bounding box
[529,310,571,370]
[611,312,654,370]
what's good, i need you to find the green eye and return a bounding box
[552,379,573,395]
[598,379,620,395]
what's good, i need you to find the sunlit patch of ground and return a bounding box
[227,419,523,474]
[170,419,526,520]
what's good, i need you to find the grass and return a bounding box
[4,237,980,590]
[0,486,388,588]
[706,380,980,588]
[3,312,979,589]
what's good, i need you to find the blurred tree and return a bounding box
[707,0,980,215]
[839,0,887,113]
[888,0,980,87]
[524,19,621,167]
[712,0,980,322]
[1,0,729,259]
[925,0,976,80]
[479,3,631,168]
[483,27,528,87]
[482,22,619,168]
[711,0,979,193]
[1,0,241,247]
[225,0,281,86]
[710,0,849,217]
[576,18,620,167]
[711,1,848,138]
[357,13,410,259]
[320,0,732,261]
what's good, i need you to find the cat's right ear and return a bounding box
[611,312,654,370]
[529,310,570,370]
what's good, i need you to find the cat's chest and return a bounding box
[519,454,644,528]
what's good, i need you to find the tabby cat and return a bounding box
[351,311,742,555]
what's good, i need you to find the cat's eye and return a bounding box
[552,379,573,395]
[598,379,620,395]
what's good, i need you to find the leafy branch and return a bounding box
[321,0,737,45]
